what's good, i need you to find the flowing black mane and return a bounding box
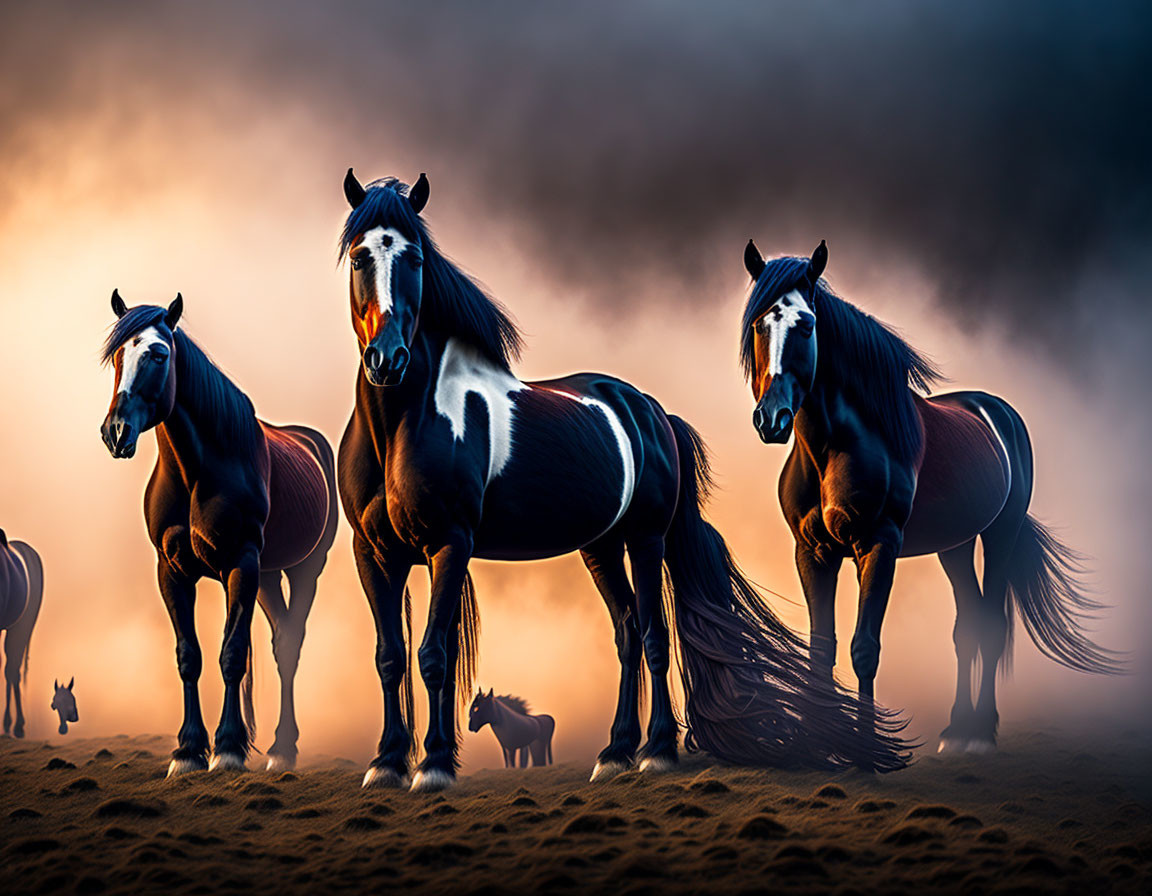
[741,256,943,463]
[102,306,259,446]
[497,694,531,715]
[339,178,523,370]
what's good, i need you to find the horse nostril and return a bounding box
[753,407,764,431]
[391,346,409,371]
[364,346,383,371]
[776,409,793,433]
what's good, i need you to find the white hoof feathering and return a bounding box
[362,766,406,789]
[638,755,676,774]
[166,757,206,778]
[937,738,968,754]
[965,739,996,754]
[589,759,629,783]
[265,754,296,772]
[208,752,246,772]
[409,768,454,793]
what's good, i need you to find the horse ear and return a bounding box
[808,239,828,283]
[165,293,183,329]
[111,289,128,318]
[744,239,765,282]
[409,173,430,214]
[344,167,367,209]
[487,688,494,698]
[67,677,74,691]
[54,679,59,691]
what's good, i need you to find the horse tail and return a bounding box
[1003,515,1124,675]
[241,642,257,743]
[457,573,481,705]
[402,586,418,766]
[662,415,912,771]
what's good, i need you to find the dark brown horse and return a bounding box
[742,240,1123,752]
[1,531,42,739]
[468,689,555,767]
[101,292,338,774]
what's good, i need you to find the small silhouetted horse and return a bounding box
[51,678,78,734]
[468,689,554,767]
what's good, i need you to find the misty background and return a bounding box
[1,1,1149,770]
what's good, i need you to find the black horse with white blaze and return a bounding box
[337,170,911,793]
[101,294,338,775]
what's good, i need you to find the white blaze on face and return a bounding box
[434,339,527,485]
[358,226,411,315]
[546,390,637,530]
[118,326,166,395]
[759,289,813,375]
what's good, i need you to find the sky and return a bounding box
[1,1,1150,772]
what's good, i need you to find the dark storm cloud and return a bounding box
[4,0,1151,361]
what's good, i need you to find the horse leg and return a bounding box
[968,526,1018,753]
[938,540,981,752]
[797,542,841,687]
[355,536,414,788]
[158,558,209,775]
[412,531,472,792]
[529,736,546,767]
[503,745,515,768]
[629,534,677,773]
[210,547,261,770]
[849,522,902,762]
[3,666,10,735]
[267,561,322,770]
[4,630,26,737]
[580,540,642,781]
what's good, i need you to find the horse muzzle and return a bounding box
[363,344,410,387]
[102,416,138,459]
[753,403,794,444]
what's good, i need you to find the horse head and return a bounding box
[51,677,78,735]
[743,240,825,443]
[467,687,496,732]
[100,291,182,458]
[341,169,429,387]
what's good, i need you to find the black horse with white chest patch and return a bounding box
[337,171,910,792]
[741,240,1123,753]
[101,294,338,775]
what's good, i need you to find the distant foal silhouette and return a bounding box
[468,689,554,767]
[51,678,78,735]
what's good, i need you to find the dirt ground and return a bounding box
[2,727,1150,894]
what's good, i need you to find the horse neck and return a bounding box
[794,377,844,466]
[156,366,254,481]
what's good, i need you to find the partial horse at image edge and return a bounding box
[0,531,42,739]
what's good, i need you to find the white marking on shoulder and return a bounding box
[434,338,527,484]
[545,389,637,531]
[760,289,812,375]
[359,226,410,316]
[118,326,165,395]
[977,406,1012,491]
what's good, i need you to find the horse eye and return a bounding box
[408,254,422,270]
[350,257,364,271]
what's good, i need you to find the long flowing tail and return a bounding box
[241,643,257,743]
[402,586,417,765]
[458,573,480,704]
[662,415,912,771]
[1004,515,1124,674]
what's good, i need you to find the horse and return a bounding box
[51,678,78,735]
[336,170,910,793]
[741,239,1124,753]
[1,531,42,738]
[468,689,555,768]
[100,292,338,774]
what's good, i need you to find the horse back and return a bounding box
[259,422,334,571]
[902,392,1013,556]
[0,538,31,630]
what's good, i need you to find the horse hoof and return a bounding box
[965,739,996,754]
[937,738,968,754]
[265,754,296,772]
[362,766,406,789]
[638,755,677,774]
[208,752,246,772]
[589,759,629,782]
[167,757,208,778]
[410,768,454,793]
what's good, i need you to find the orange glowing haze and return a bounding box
[1,3,1148,773]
